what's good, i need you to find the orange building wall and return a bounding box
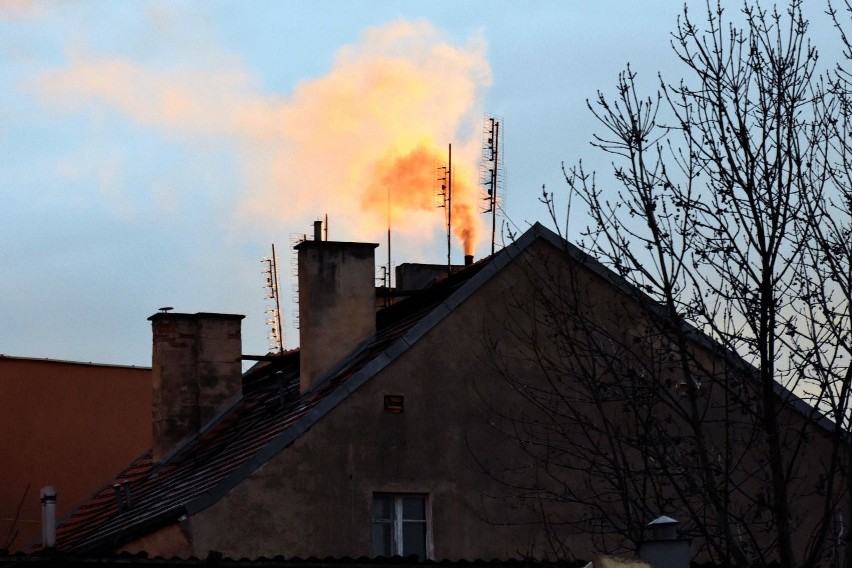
[0,356,151,552]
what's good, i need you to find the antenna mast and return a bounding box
[387,185,392,289]
[480,115,504,255]
[447,143,452,272]
[262,244,284,352]
[436,145,453,274]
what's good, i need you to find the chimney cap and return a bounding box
[647,515,678,527]
[646,515,679,541]
[294,240,379,251]
[148,311,246,322]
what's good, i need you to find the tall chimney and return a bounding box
[148,312,245,463]
[295,239,378,393]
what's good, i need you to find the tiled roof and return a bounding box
[47,242,496,554]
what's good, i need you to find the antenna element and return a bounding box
[480,115,505,255]
[261,245,284,352]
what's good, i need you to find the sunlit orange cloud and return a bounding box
[28,19,492,257]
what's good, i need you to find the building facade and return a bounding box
[44,225,846,565]
[0,356,150,551]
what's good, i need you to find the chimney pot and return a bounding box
[313,220,323,241]
[464,254,474,266]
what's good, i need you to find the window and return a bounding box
[372,494,428,559]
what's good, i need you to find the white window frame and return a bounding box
[372,493,431,559]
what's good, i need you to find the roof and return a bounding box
[2,550,588,568]
[45,222,838,554]
[0,354,150,370]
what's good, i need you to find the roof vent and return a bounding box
[113,480,132,512]
[638,516,689,568]
[40,485,56,549]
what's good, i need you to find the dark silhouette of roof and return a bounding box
[2,549,589,568]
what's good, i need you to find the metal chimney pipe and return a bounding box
[313,220,323,241]
[40,485,57,549]
[464,254,474,266]
[638,516,689,568]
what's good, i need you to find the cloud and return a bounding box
[27,18,492,255]
[0,0,45,20]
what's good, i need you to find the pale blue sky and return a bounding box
[0,1,844,366]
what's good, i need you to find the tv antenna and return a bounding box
[261,244,284,352]
[480,115,505,255]
[435,143,452,273]
[386,186,392,288]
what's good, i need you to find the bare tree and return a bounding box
[481,2,852,567]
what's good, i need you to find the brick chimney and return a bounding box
[295,238,378,393]
[148,312,245,463]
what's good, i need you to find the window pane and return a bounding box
[402,496,425,520]
[372,522,393,557]
[372,495,394,521]
[402,521,426,559]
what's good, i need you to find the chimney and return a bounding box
[40,485,56,549]
[295,239,378,393]
[637,516,690,568]
[148,312,245,463]
[464,254,474,266]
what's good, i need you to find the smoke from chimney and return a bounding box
[363,144,480,256]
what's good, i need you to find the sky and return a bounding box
[1,1,845,367]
